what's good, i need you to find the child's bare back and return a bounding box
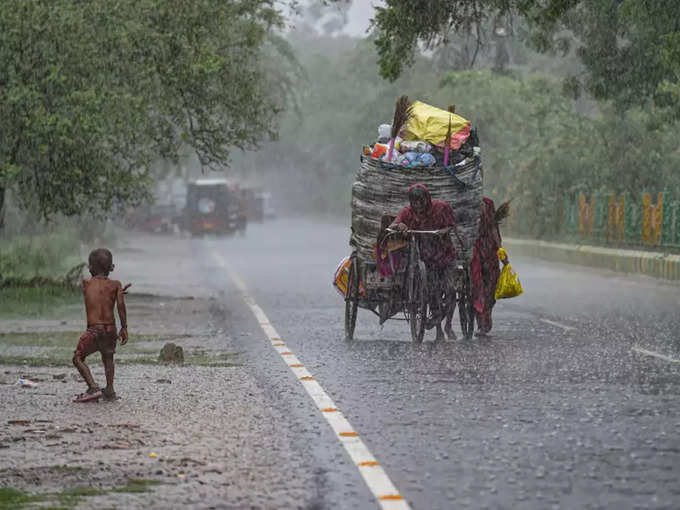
[83,276,123,327]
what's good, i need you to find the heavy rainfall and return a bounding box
[1,1,679,509]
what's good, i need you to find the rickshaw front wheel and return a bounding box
[408,261,427,343]
[344,256,359,341]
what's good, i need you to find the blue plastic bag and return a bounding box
[397,152,436,167]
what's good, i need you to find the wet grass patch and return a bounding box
[112,478,162,493]
[0,331,82,349]
[0,329,242,368]
[194,361,243,368]
[50,465,85,472]
[0,479,163,509]
[118,355,242,368]
[56,487,107,507]
[0,488,43,510]
[217,352,242,359]
[0,331,183,349]
[189,352,243,367]
[0,356,67,367]
[54,479,162,506]
[0,353,242,368]
[122,346,164,355]
[0,287,81,319]
[0,332,196,367]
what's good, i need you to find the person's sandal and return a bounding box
[73,387,102,403]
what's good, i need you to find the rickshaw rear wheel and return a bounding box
[344,256,359,341]
[408,261,427,343]
[457,267,475,340]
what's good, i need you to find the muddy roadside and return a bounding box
[0,232,321,510]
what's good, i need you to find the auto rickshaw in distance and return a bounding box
[183,178,246,236]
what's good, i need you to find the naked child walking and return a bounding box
[72,248,131,402]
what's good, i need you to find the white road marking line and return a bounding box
[539,318,576,331]
[631,346,680,364]
[212,252,411,510]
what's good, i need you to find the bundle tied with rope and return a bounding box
[350,157,483,264]
[350,97,485,265]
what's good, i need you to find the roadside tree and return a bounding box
[0,0,298,220]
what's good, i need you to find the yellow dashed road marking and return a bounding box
[212,251,411,510]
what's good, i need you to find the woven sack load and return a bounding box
[350,156,483,264]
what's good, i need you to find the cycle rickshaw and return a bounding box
[344,153,483,342]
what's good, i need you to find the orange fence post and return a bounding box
[642,192,663,246]
[578,194,594,237]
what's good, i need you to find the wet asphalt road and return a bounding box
[198,218,679,510]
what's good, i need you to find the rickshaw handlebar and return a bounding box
[386,228,439,235]
[385,227,465,248]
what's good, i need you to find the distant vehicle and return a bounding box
[126,203,175,234]
[183,179,245,236]
[126,176,187,234]
[237,187,276,223]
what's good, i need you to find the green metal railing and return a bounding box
[504,190,680,251]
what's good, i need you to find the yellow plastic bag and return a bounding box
[495,247,523,299]
[402,101,470,149]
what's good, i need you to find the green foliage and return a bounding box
[371,0,526,81]
[368,0,680,117]
[530,0,680,114]
[658,32,680,112]
[0,0,299,220]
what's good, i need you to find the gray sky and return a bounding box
[288,0,383,37]
[343,1,381,36]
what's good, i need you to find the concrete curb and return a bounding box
[505,238,680,282]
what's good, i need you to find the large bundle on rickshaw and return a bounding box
[340,98,484,342]
[351,156,482,263]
